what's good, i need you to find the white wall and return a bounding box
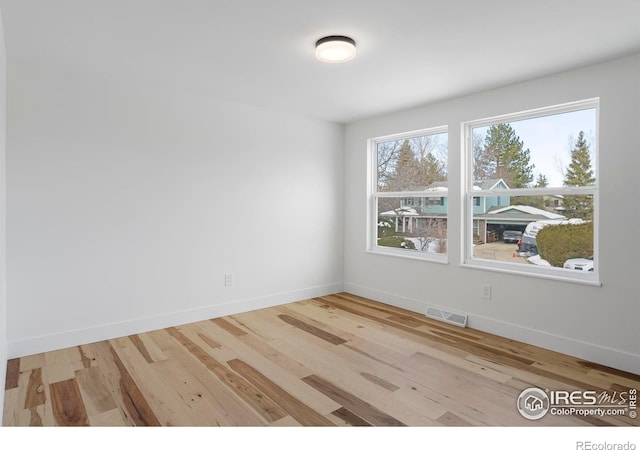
[6,60,344,356]
[0,7,7,424]
[345,54,640,374]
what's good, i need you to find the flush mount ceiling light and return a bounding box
[315,35,357,63]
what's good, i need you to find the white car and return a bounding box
[563,256,594,271]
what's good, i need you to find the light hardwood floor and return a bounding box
[3,293,639,426]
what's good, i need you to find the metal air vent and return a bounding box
[425,305,468,328]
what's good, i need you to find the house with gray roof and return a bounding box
[381,178,566,243]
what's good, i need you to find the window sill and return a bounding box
[461,259,602,286]
[367,247,449,264]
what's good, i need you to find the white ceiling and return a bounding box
[1,0,639,124]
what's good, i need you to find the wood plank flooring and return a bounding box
[3,293,639,426]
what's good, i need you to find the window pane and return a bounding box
[377,132,448,192]
[472,108,596,189]
[471,194,594,272]
[377,198,447,254]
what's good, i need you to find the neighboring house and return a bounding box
[380,178,567,243]
[547,194,565,212]
[399,178,510,217]
[471,179,511,216]
[474,205,566,244]
[379,207,420,233]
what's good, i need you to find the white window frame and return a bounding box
[367,126,448,263]
[461,98,600,285]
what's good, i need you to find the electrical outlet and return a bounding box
[224,273,233,287]
[481,285,492,300]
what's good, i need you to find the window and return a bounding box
[426,197,445,206]
[369,127,448,261]
[463,99,599,284]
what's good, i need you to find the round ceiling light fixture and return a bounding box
[315,35,357,63]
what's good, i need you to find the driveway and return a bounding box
[473,241,528,264]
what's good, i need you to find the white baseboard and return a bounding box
[7,282,343,358]
[344,282,640,375]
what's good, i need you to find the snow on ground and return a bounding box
[527,254,551,266]
[405,237,444,254]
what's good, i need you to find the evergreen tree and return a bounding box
[386,140,420,191]
[511,174,550,210]
[418,152,446,186]
[377,140,418,214]
[535,174,549,187]
[472,132,491,181]
[563,131,595,220]
[564,131,595,186]
[475,123,534,188]
[378,137,448,216]
[516,173,549,209]
[381,137,447,192]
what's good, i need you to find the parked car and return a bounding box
[503,230,523,243]
[563,256,594,271]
